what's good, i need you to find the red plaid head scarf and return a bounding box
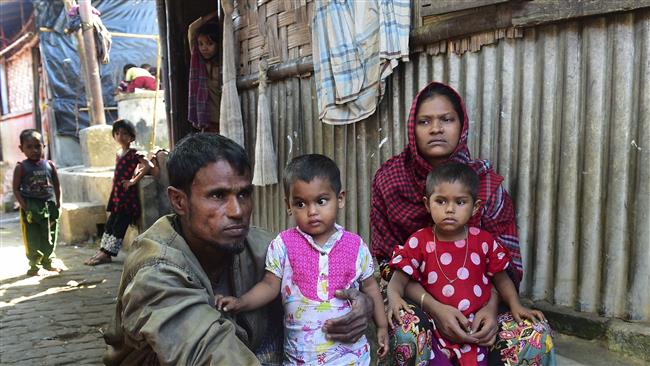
[371,82,523,285]
[188,40,211,130]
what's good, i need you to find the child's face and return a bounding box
[286,177,345,245]
[197,34,217,60]
[19,136,44,161]
[113,128,134,148]
[414,95,461,166]
[423,180,480,239]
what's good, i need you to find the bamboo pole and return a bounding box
[78,0,106,125]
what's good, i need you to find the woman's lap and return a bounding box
[384,303,557,366]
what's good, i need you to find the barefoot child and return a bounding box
[216,154,388,365]
[13,129,62,276]
[84,119,151,265]
[387,163,547,366]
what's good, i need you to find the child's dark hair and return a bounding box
[140,63,151,70]
[196,22,219,44]
[20,129,43,144]
[167,133,251,194]
[425,163,479,202]
[283,154,341,197]
[112,119,136,139]
[122,63,136,75]
[416,83,465,128]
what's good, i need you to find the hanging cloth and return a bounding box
[65,4,112,64]
[219,0,245,147]
[252,60,278,186]
[312,0,410,125]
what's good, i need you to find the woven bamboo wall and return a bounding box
[234,0,314,76]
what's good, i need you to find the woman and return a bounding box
[371,82,556,365]
[187,12,221,132]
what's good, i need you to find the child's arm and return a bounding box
[12,164,26,210]
[49,162,61,208]
[361,277,389,359]
[493,271,545,323]
[123,155,153,189]
[216,271,281,313]
[386,270,414,328]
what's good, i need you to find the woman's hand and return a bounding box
[321,289,372,343]
[511,304,546,324]
[376,326,389,359]
[471,297,499,347]
[430,303,479,344]
[386,296,413,328]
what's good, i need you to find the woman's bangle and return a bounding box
[419,292,427,309]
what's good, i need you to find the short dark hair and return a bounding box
[416,83,464,128]
[283,154,341,197]
[122,63,136,75]
[167,133,251,194]
[111,119,136,139]
[140,63,151,70]
[19,129,43,144]
[425,163,479,202]
[196,22,219,44]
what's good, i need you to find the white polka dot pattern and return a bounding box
[460,344,471,353]
[426,241,435,253]
[482,242,489,254]
[471,252,480,265]
[477,353,485,361]
[473,285,482,297]
[392,255,403,264]
[469,227,480,235]
[409,237,419,248]
[403,265,413,275]
[497,252,505,260]
[419,261,426,273]
[440,253,452,265]
[428,271,438,284]
[482,274,488,285]
[454,240,465,248]
[457,267,469,280]
[411,258,419,268]
[442,284,454,297]
[458,299,470,311]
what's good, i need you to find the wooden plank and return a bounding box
[247,25,259,40]
[510,0,650,27]
[278,10,295,28]
[421,0,508,17]
[240,38,250,75]
[266,0,280,16]
[257,3,267,35]
[299,43,311,57]
[416,5,512,45]
[267,14,281,58]
[279,24,289,61]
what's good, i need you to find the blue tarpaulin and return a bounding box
[34,0,158,136]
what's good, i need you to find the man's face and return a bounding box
[182,161,253,253]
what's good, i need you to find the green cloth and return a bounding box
[20,198,59,268]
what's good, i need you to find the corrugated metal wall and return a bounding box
[242,10,650,321]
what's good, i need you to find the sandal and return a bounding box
[84,251,112,266]
[27,267,39,276]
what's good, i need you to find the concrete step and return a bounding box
[555,333,646,365]
[58,165,114,204]
[59,202,107,244]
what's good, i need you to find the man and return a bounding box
[103,133,372,365]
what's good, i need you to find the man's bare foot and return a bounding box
[84,251,112,266]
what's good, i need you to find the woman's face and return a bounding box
[414,95,462,166]
[197,34,217,60]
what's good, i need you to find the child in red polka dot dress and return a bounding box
[387,163,546,366]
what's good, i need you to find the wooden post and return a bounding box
[63,0,95,122]
[78,0,106,125]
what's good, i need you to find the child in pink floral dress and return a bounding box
[216,154,388,365]
[387,163,548,366]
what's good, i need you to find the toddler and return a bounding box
[217,154,388,365]
[387,163,546,366]
[13,129,61,275]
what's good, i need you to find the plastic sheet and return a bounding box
[34,0,158,136]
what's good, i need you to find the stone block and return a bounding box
[59,202,107,244]
[58,166,113,204]
[607,320,650,363]
[79,125,116,168]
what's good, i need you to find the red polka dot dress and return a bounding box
[107,148,140,218]
[390,226,510,366]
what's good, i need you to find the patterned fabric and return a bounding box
[370,82,522,287]
[312,0,410,125]
[188,42,211,130]
[266,224,374,365]
[18,159,55,200]
[385,299,433,366]
[494,313,557,366]
[390,227,509,366]
[99,211,133,256]
[107,149,140,218]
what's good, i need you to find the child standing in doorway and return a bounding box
[13,129,62,276]
[84,119,151,266]
[387,163,551,366]
[216,154,388,365]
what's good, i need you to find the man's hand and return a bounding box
[321,288,372,343]
[430,303,479,344]
[214,294,244,313]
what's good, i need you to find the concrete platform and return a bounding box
[59,202,107,244]
[57,165,113,204]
